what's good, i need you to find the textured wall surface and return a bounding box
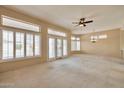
[81,29,121,58]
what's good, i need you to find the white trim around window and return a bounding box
[0,15,41,63]
[71,36,81,51]
[0,29,41,63]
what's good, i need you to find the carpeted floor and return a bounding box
[0,54,124,88]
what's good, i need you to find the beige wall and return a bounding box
[80,29,121,58]
[120,30,124,58]
[0,6,71,72]
[120,30,124,49]
[0,58,41,73]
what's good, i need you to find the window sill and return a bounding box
[71,50,81,52]
[0,56,41,63]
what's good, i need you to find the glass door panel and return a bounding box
[63,39,67,56]
[49,38,55,59]
[57,38,62,57]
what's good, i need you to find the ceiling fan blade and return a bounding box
[84,20,93,24]
[83,24,86,27]
[80,18,85,21]
[74,24,79,27]
[72,22,79,24]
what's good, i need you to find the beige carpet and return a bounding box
[0,54,124,88]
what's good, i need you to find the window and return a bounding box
[63,39,67,56]
[26,34,33,56]
[3,30,14,59]
[76,37,80,40]
[48,29,66,37]
[90,35,107,43]
[16,32,24,58]
[71,36,80,51]
[35,35,40,56]
[1,15,41,62]
[71,40,76,51]
[71,36,76,40]
[91,36,98,40]
[98,35,107,39]
[2,15,40,32]
[77,41,80,51]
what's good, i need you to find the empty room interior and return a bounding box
[0,5,124,88]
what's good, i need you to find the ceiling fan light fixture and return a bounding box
[90,35,98,43]
[79,24,83,27]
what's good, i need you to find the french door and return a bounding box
[48,37,56,60]
[63,39,67,56]
[48,37,67,61]
[57,38,62,58]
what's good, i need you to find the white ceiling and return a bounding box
[5,5,124,34]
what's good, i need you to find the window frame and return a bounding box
[26,33,34,57]
[71,36,81,51]
[0,15,41,63]
[2,30,14,59]
[15,32,25,58]
[34,34,41,56]
[48,29,67,37]
[2,15,41,32]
